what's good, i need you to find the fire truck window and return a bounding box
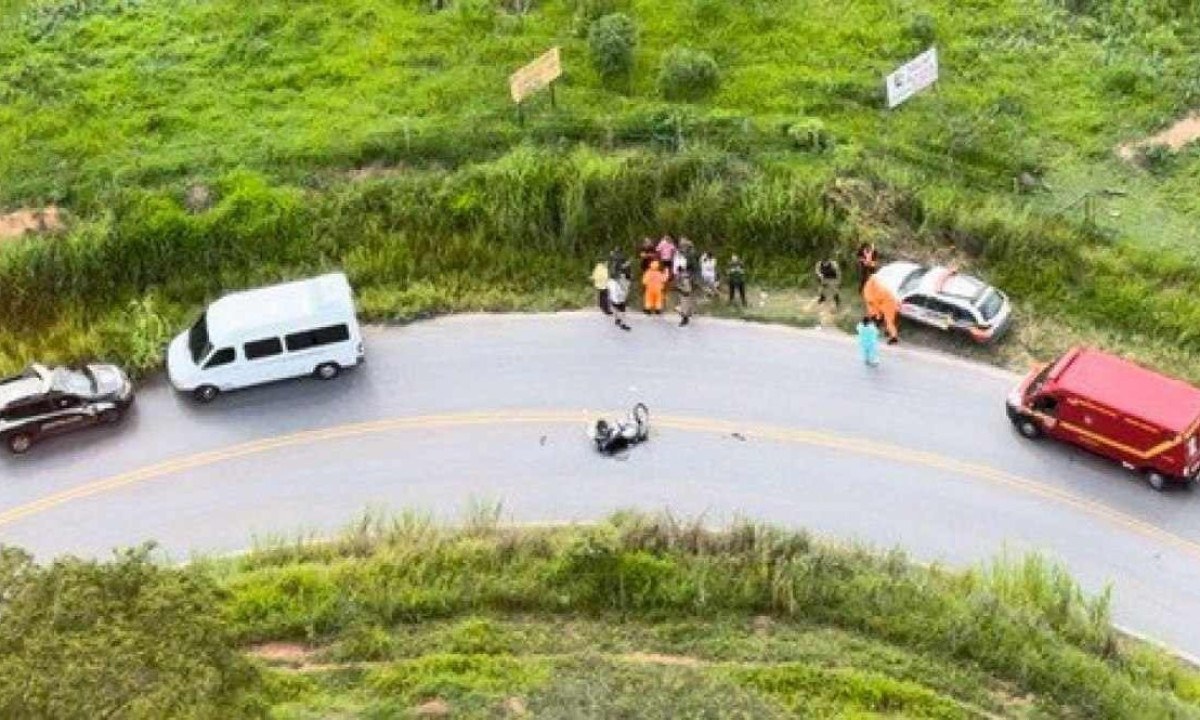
[1032,396,1058,415]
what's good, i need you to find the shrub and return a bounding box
[786,118,834,152]
[0,545,262,719]
[587,13,637,80]
[658,47,720,102]
[1139,143,1174,174]
[906,12,937,46]
[569,0,616,36]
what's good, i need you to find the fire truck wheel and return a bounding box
[1146,471,1167,492]
[1016,417,1041,440]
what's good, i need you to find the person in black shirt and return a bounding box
[815,258,841,308]
[727,255,747,306]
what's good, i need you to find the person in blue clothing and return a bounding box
[857,315,880,366]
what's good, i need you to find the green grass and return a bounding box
[4,0,1200,381]
[6,509,1200,717]
[216,510,1200,718]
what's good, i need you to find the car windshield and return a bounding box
[50,367,95,395]
[977,290,1004,321]
[188,312,213,365]
[898,268,928,294]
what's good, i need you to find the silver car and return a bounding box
[872,261,1012,343]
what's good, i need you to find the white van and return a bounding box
[167,273,365,402]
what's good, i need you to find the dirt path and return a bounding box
[1117,113,1200,160]
[0,206,63,240]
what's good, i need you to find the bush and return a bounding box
[906,12,937,46]
[1139,143,1174,174]
[658,47,720,102]
[569,0,616,36]
[587,13,637,80]
[0,545,263,719]
[786,118,834,152]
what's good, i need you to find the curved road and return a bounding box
[3,313,1200,657]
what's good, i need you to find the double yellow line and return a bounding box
[2,409,1199,562]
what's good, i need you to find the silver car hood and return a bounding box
[87,364,130,396]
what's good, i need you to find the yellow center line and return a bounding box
[2,410,1199,562]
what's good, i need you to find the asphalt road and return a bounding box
[3,313,1200,658]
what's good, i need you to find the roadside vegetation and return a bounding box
[3,0,1200,380]
[2,510,1199,718]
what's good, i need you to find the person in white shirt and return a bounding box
[607,263,632,331]
[700,252,718,295]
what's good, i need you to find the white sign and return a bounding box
[509,47,562,104]
[885,47,938,109]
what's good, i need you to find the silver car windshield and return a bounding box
[50,368,95,395]
[977,290,1004,321]
[898,268,928,294]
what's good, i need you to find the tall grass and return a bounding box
[224,511,1200,717]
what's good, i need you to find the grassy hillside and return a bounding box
[4,511,1200,718]
[2,0,1200,378]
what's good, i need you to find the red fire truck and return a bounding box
[1006,347,1200,491]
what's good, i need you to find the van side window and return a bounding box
[285,324,350,352]
[244,337,283,360]
[1032,396,1058,416]
[204,347,236,369]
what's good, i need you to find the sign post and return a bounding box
[884,47,938,110]
[510,47,563,121]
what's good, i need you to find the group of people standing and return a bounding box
[591,235,748,331]
[590,236,899,367]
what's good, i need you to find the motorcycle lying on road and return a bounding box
[591,403,650,454]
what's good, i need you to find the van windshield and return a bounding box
[1027,362,1054,398]
[188,313,213,365]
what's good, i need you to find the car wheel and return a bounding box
[194,385,219,403]
[1016,417,1042,440]
[315,363,340,380]
[98,408,123,424]
[1147,471,1167,492]
[7,433,33,455]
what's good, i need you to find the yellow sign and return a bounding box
[509,47,562,104]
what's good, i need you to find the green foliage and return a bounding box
[587,12,637,80]
[786,118,833,152]
[658,46,720,101]
[223,512,1200,717]
[3,0,1200,381]
[366,653,551,703]
[728,663,967,718]
[0,545,263,719]
[906,12,937,47]
[569,0,616,36]
[532,658,787,718]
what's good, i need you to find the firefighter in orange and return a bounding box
[642,260,668,314]
[862,272,900,344]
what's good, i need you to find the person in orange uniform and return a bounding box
[862,272,900,344]
[642,260,668,315]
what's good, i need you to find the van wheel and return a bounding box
[7,433,33,455]
[1016,417,1042,440]
[1147,471,1167,492]
[194,385,219,403]
[315,363,340,381]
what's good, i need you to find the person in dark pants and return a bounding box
[815,258,841,308]
[727,255,747,306]
[676,268,695,326]
[855,242,878,291]
[591,259,611,315]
